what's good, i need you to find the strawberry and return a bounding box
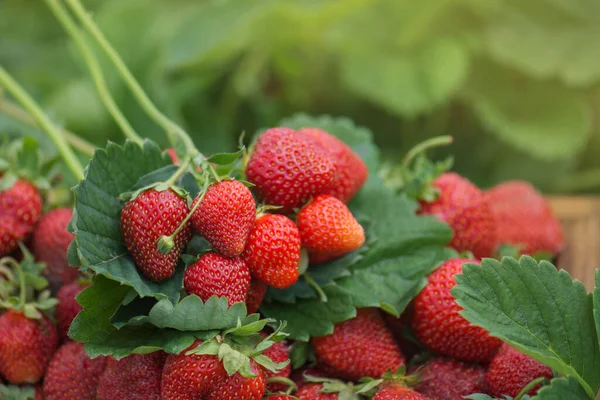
[0,310,58,384]
[56,281,88,341]
[96,352,167,400]
[246,127,336,213]
[166,148,179,165]
[296,383,339,399]
[245,279,267,314]
[31,208,80,286]
[411,357,487,399]
[35,384,44,400]
[191,180,255,257]
[260,334,291,393]
[297,128,368,203]
[120,188,192,282]
[486,343,552,397]
[161,340,266,399]
[418,173,495,258]
[486,181,563,256]
[43,341,107,400]
[183,252,251,306]
[373,385,429,400]
[296,195,365,263]
[267,396,296,400]
[243,214,301,289]
[411,258,502,362]
[312,308,405,381]
[0,179,42,257]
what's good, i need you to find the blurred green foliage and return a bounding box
[1,0,600,192]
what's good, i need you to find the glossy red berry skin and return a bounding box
[97,352,166,400]
[246,127,336,214]
[184,253,251,306]
[297,128,368,203]
[419,173,495,258]
[374,385,429,400]
[191,180,256,257]
[296,383,339,400]
[56,281,88,341]
[0,310,59,384]
[0,179,42,257]
[120,188,192,282]
[245,279,267,314]
[411,357,487,399]
[312,308,405,381]
[486,344,553,397]
[243,214,301,289]
[411,258,502,362]
[43,341,107,400]
[296,195,365,263]
[205,359,266,400]
[260,336,291,393]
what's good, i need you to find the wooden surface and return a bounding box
[548,196,600,291]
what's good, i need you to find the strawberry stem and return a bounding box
[303,272,328,303]
[157,188,206,254]
[164,158,192,187]
[0,67,85,181]
[64,0,198,156]
[43,0,143,146]
[266,377,298,394]
[515,377,546,400]
[401,135,453,168]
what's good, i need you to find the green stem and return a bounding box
[303,272,328,303]
[0,258,26,309]
[0,98,96,157]
[65,0,197,155]
[44,0,143,146]
[206,161,221,182]
[164,158,191,187]
[0,67,84,181]
[401,135,453,168]
[157,189,206,254]
[266,376,297,393]
[515,377,546,400]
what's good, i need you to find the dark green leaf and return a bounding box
[533,376,590,400]
[0,384,36,400]
[594,270,600,361]
[205,148,244,165]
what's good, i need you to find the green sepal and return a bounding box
[0,384,36,400]
[204,148,245,166]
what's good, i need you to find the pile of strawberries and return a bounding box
[0,123,565,400]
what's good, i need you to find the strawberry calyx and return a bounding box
[302,375,365,400]
[355,366,421,398]
[0,137,52,192]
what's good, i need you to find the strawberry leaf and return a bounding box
[534,376,589,400]
[0,385,36,400]
[594,270,600,354]
[452,256,600,399]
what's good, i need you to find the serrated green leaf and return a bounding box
[67,239,81,267]
[71,139,185,303]
[452,256,600,399]
[0,384,36,400]
[533,376,589,400]
[205,148,244,165]
[290,340,314,369]
[110,296,157,328]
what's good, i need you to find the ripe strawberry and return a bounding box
[243,214,301,289]
[56,281,88,341]
[297,128,368,203]
[35,384,44,400]
[120,188,192,282]
[96,352,167,400]
[31,208,80,286]
[207,358,266,400]
[411,259,502,362]
[486,344,552,397]
[486,181,563,256]
[166,148,179,165]
[418,173,495,258]
[411,357,487,399]
[246,279,267,314]
[296,383,339,399]
[184,253,251,306]
[0,310,58,384]
[373,385,429,400]
[312,308,405,381]
[259,334,291,393]
[296,195,365,263]
[0,179,42,257]
[191,180,255,257]
[43,341,107,400]
[267,396,295,400]
[246,127,336,213]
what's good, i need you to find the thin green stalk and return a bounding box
[157,188,205,254]
[304,272,328,303]
[515,377,546,400]
[0,97,95,157]
[0,66,84,181]
[0,258,25,309]
[44,0,143,145]
[402,135,453,168]
[164,158,191,186]
[65,0,197,155]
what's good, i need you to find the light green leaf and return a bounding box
[462,60,591,160]
[0,384,36,400]
[594,270,600,357]
[533,376,590,400]
[452,256,600,399]
[205,148,245,166]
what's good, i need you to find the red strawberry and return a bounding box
[296,195,365,263]
[267,396,296,400]
[191,180,255,257]
[418,173,495,258]
[486,181,563,256]
[184,253,251,306]
[243,214,301,289]
[31,208,80,286]
[56,281,88,341]
[245,279,267,314]
[411,357,487,399]
[411,259,502,362]
[312,308,405,381]
[486,344,552,397]
[166,148,179,165]
[259,334,291,393]
[161,340,266,399]
[43,341,107,400]
[0,310,58,384]
[374,385,429,400]
[0,179,42,257]
[120,188,192,282]
[297,128,368,203]
[382,308,421,361]
[96,352,167,400]
[246,127,336,213]
[35,384,44,400]
[296,383,339,399]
